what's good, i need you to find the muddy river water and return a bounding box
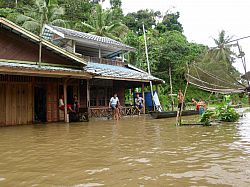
[0,114,250,187]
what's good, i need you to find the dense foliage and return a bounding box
[0,0,244,108]
[200,105,240,125]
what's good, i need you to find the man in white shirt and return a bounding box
[109,93,121,120]
[109,93,120,109]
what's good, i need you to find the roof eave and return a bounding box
[65,35,135,52]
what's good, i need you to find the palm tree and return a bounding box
[201,30,240,85]
[209,30,236,64]
[15,0,66,64]
[74,4,128,40]
[16,0,66,35]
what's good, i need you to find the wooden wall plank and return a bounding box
[0,83,6,125]
[27,83,33,124]
[16,85,22,125]
[21,84,28,124]
[11,84,17,125]
[5,84,12,125]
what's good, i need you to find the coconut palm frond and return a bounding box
[104,32,120,41]
[16,14,36,24]
[95,4,104,30]
[22,20,41,34]
[50,6,64,20]
[51,19,66,27]
[48,0,58,7]
[75,22,96,33]
[104,22,126,32]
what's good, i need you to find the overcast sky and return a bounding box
[104,0,250,73]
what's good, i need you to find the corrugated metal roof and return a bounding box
[85,62,163,83]
[44,25,135,52]
[0,61,84,73]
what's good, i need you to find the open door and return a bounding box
[34,86,47,122]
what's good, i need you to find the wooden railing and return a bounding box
[90,106,140,118]
[82,55,124,66]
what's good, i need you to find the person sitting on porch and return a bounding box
[109,93,121,120]
[59,95,75,113]
[135,93,144,115]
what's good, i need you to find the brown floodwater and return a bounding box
[0,113,250,187]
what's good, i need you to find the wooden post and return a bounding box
[63,79,68,123]
[130,88,134,106]
[142,83,145,114]
[98,46,102,63]
[176,63,190,126]
[38,41,42,66]
[156,84,159,94]
[169,66,174,111]
[72,40,76,53]
[86,79,90,117]
[122,51,125,62]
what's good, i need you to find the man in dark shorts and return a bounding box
[177,89,185,110]
[135,93,144,115]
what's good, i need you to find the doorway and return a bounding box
[59,85,74,105]
[34,86,47,122]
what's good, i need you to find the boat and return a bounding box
[180,122,208,126]
[150,110,199,119]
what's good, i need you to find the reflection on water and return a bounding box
[0,114,250,186]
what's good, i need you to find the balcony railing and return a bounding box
[82,55,124,66]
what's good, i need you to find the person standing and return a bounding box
[73,95,80,113]
[177,89,185,111]
[135,93,144,115]
[109,93,121,120]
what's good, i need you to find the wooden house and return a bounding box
[43,25,163,118]
[0,17,163,126]
[0,18,92,126]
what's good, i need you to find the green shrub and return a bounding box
[200,105,240,124]
[200,110,214,125]
[216,106,240,122]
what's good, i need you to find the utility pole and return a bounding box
[142,23,155,111]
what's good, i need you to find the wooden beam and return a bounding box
[86,79,90,117]
[63,79,68,123]
[122,52,125,62]
[0,67,92,79]
[142,83,145,114]
[38,40,42,66]
[99,46,102,63]
[72,40,76,53]
[156,84,159,94]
